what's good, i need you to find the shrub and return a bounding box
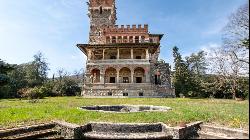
[52,78,81,96]
[18,87,46,99]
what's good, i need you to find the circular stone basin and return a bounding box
[79,105,171,113]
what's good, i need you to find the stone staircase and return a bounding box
[197,124,249,139]
[0,123,63,139]
[82,122,173,139]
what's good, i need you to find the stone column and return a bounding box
[146,48,149,60]
[139,36,141,43]
[87,49,92,60]
[146,73,150,83]
[117,48,120,59]
[117,70,119,83]
[131,71,134,83]
[103,49,105,60]
[131,48,134,59]
[100,73,105,84]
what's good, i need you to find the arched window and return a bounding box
[134,67,145,83]
[91,69,101,83]
[119,67,131,83]
[155,71,161,85]
[105,67,117,83]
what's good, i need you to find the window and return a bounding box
[136,56,141,59]
[139,92,144,96]
[110,56,116,59]
[110,77,116,83]
[123,93,128,96]
[136,77,142,83]
[112,36,116,43]
[155,75,161,85]
[118,36,122,43]
[135,36,139,43]
[106,37,111,44]
[129,36,133,43]
[123,77,129,83]
[100,6,103,14]
[150,39,153,43]
[141,36,145,43]
[108,92,112,96]
[123,36,128,43]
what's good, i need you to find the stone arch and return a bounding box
[119,67,131,83]
[134,67,145,83]
[91,68,101,83]
[105,67,117,83]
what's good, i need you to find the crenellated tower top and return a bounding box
[88,0,117,44]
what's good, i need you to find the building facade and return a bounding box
[77,0,175,98]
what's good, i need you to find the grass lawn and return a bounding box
[0,97,249,130]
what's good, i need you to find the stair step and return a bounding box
[84,132,172,139]
[200,125,249,139]
[39,135,64,139]
[2,129,58,139]
[0,123,56,138]
[198,131,237,139]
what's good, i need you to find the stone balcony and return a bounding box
[84,83,154,90]
[87,59,150,65]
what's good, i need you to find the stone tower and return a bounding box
[77,0,175,98]
[88,0,117,44]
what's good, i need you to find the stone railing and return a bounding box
[87,59,150,64]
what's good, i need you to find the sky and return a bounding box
[0,0,247,77]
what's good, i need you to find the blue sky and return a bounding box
[0,0,247,77]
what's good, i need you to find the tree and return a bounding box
[186,51,208,76]
[185,51,209,97]
[0,59,14,86]
[172,47,196,97]
[25,52,49,87]
[0,59,15,98]
[208,47,248,99]
[223,2,249,65]
[52,68,81,96]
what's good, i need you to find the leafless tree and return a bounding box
[208,46,248,99]
[223,2,249,65]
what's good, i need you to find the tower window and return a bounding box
[141,36,145,43]
[106,37,111,44]
[112,36,116,43]
[123,36,128,43]
[100,6,103,14]
[135,36,139,43]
